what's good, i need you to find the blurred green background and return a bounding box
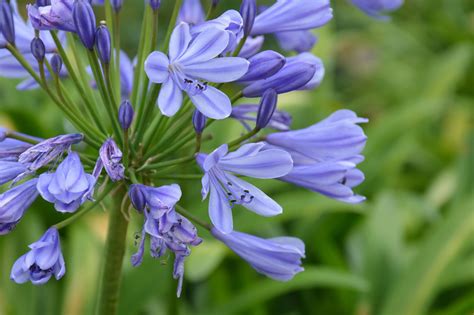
[1,0,473,314]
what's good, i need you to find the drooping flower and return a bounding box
[145,22,249,119]
[265,110,368,203]
[94,139,125,182]
[212,228,305,281]
[37,152,96,213]
[250,0,333,36]
[18,133,83,173]
[351,0,404,20]
[0,161,27,185]
[27,0,76,32]
[129,184,201,297]
[10,227,66,285]
[196,143,293,233]
[0,138,32,161]
[0,178,39,235]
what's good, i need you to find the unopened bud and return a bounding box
[129,184,146,212]
[118,100,134,130]
[148,0,160,10]
[192,110,207,134]
[73,0,97,50]
[240,0,256,36]
[256,89,278,129]
[95,22,111,64]
[0,1,15,45]
[50,54,63,75]
[30,37,46,62]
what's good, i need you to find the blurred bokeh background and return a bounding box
[1,0,473,314]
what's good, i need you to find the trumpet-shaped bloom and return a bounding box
[129,183,182,219]
[144,22,249,119]
[0,178,39,235]
[10,227,65,285]
[351,0,404,20]
[197,143,293,234]
[251,0,333,36]
[266,110,368,203]
[212,228,305,281]
[37,152,96,213]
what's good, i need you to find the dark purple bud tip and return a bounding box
[256,89,278,130]
[0,1,15,45]
[118,100,134,130]
[110,0,123,12]
[148,0,161,10]
[50,54,63,74]
[30,37,46,62]
[240,0,256,36]
[73,0,97,50]
[129,184,146,212]
[192,110,207,134]
[95,22,111,64]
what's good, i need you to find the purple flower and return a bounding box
[95,23,111,64]
[145,22,249,119]
[275,30,318,53]
[197,143,293,234]
[178,0,205,26]
[231,104,292,132]
[0,178,39,235]
[73,0,96,50]
[351,0,404,20]
[287,53,325,90]
[119,100,134,130]
[265,110,368,203]
[129,183,201,297]
[238,50,285,82]
[0,161,27,185]
[95,139,125,182]
[0,0,15,45]
[251,0,333,36]
[10,227,65,285]
[212,228,305,281]
[118,51,134,98]
[37,152,96,213]
[0,138,32,161]
[18,133,83,173]
[27,0,76,32]
[238,36,264,58]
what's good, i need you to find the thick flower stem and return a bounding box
[96,190,130,315]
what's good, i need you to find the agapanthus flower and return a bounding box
[265,110,368,203]
[351,0,404,20]
[0,161,27,185]
[0,138,32,161]
[178,0,205,26]
[37,152,96,213]
[145,22,249,119]
[238,35,264,58]
[94,139,125,182]
[10,227,65,285]
[18,133,83,173]
[130,184,201,297]
[237,50,285,83]
[0,178,39,235]
[275,30,318,53]
[197,143,293,233]
[231,104,292,131]
[251,0,333,36]
[212,228,305,281]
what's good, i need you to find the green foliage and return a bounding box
[0,0,472,314]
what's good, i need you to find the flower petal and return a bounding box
[209,177,233,234]
[158,78,183,117]
[178,28,229,64]
[169,22,192,62]
[189,86,231,120]
[183,57,249,83]
[144,51,170,84]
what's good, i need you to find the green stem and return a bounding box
[154,174,202,180]
[175,205,211,231]
[138,155,195,172]
[133,84,160,146]
[54,183,117,230]
[228,128,260,149]
[6,131,41,144]
[96,188,129,315]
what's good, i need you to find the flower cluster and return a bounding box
[0,0,402,303]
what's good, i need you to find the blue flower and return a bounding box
[178,0,205,26]
[95,139,125,182]
[10,227,66,285]
[144,22,249,119]
[266,110,368,203]
[27,0,76,32]
[231,104,292,132]
[275,30,318,53]
[37,152,96,213]
[251,0,333,36]
[351,0,404,20]
[0,178,39,235]
[212,228,305,281]
[197,143,293,234]
[129,183,182,219]
[0,161,27,185]
[0,138,32,161]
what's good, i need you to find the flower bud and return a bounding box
[129,184,146,212]
[30,37,46,62]
[73,0,97,50]
[256,89,278,129]
[118,100,134,130]
[192,110,206,134]
[240,0,256,36]
[148,0,161,10]
[95,22,111,64]
[50,54,63,75]
[0,1,15,45]
[36,0,51,6]
[238,50,285,82]
[110,0,123,12]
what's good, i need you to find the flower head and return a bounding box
[10,227,65,285]
[37,152,96,213]
[0,178,39,235]
[197,143,293,233]
[212,228,305,281]
[145,22,249,119]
